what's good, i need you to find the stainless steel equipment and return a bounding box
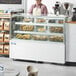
[60,2,73,17]
[72,8,76,21]
[54,1,61,15]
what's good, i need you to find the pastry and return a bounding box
[59,36,64,42]
[50,27,55,32]
[36,19,45,23]
[22,34,31,39]
[23,18,31,22]
[50,27,63,33]
[16,34,22,39]
[33,35,47,40]
[20,25,34,31]
[32,35,40,40]
[37,28,45,32]
[40,36,47,40]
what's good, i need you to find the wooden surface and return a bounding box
[66,21,76,24]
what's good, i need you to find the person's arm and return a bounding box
[28,5,34,14]
[43,5,48,15]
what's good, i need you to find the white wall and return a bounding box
[0,0,27,12]
[27,0,76,13]
[0,0,76,13]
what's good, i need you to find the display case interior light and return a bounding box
[0,0,22,4]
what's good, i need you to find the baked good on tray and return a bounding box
[20,25,34,31]
[36,19,45,23]
[32,35,47,40]
[23,18,31,22]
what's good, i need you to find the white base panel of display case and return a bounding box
[10,39,65,64]
[66,23,76,62]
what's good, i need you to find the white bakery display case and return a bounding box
[10,14,66,64]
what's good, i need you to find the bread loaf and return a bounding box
[20,25,34,31]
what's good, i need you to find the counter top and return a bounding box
[66,21,76,24]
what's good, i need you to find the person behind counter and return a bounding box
[28,0,48,16]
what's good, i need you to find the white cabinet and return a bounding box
[66,23,76,62]
[10,14,66,64]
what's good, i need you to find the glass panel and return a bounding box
[12,16,24,22]
[11,14,65,43]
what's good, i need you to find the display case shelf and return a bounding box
[14,30,64,35]
[11,38,64,44]
[15,22,64,27]
[12,13,65,19]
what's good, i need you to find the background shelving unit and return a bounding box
[0,13,11,55]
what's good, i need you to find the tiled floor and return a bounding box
[0,57,76,76]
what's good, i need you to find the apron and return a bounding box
[33,7,41,16]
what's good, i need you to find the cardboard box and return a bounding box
[4,33,9,42]
[4,45,9,54]
[4,21,10,31]
[0,33,4,42]
[0,45,3,53]
[0,21,3,30]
